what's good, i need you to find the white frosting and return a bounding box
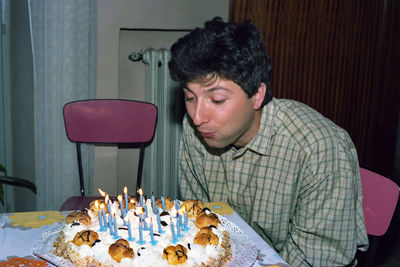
[60,199,227,266]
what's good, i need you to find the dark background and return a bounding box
[229,1,400,266]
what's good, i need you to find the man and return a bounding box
[168,17,368,266]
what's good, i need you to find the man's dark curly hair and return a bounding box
[168,17,273,107]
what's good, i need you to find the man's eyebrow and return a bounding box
[206,86,230,93]
[183,85,230,93]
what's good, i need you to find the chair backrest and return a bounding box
[64,99,157,144]
[360,167,399,236]
[63,99,157,195]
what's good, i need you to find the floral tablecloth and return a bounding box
[0,204,288,267]
[0,211,65,266]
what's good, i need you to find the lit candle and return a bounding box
[179,206,189,232]
[118,195,125,217]
[106,214,113,235]
[184,209,189,232]
[98,188,107,198]
[174,199,180,210]
[149,218,158,246]
[124,186,129,212]
[105,194,112,215]
[127,219,134,241]
[176,213,183,238]
[137,217,146,245]
[170,217,178,244]
[156,205,165,234]
[138,188,144,206]
[130,198,136,210]
[98,188,109,213]
[95,201,103,231]
[100,203,107,226]
[144,204,148,219]
[142,214,148,231]
[137,207,147,230]
[113,214,119,239]
[161,195,166,211]
[151,193,156,214]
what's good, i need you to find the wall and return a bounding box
[230,0,400,180]
[95,0,229,196]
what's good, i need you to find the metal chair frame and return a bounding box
[61,99,157,210]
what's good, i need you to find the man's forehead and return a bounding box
[188,73,219,87]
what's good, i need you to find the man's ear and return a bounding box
[252,83,266,110]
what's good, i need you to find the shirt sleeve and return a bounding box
[280,132,369,266]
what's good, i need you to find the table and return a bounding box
[0,202,289,267]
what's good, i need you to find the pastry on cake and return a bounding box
[66,210,91,226]
[162,244,188,265]
[181,199,205,218]
[194,226,219,247]
[108,239,135,262]
[72,230,99,247]
[154,196,174,211]
[195,208,221,229]
[53,196,232,266]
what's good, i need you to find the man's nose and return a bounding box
[192,101,209,126]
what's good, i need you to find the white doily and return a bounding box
[33,222,75,267]
[33,215,259,267]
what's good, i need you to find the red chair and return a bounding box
[358,167,399,266]
[60,99,157,211]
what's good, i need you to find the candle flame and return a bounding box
[117,194,122,202]
[138,188,143,196]
[124,186,128,194]
[94,200,99,208]
[178,206,186,216]
[130,198,136,204]
[136,207,144,215]
[105,194,109,203]
[98,188,106,197]
[100,203,105,209]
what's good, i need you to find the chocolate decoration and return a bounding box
[201,207,211,213]
[154,233,161,236]
[77,230,91,242]
[160,211,169,216]
[71,222,80,227]
[161,221,168,226]
[118,227,128,231]
[176,248,186,259]
[92,239,101,246]
[188,243,191,250]
[137,246,146,257]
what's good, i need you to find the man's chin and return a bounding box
[202,137,229,149]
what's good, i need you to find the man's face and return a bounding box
[184,76,264,149]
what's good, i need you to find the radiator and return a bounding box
[131,49,184,199]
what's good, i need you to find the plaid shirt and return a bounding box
[178,98,369,266]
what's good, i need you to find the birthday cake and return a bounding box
[53,193,232,266]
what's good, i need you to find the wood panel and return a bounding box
[230,0,400,179]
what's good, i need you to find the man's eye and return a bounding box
[212,99,225,104]
[184,96,194,102]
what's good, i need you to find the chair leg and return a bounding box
[363,236,379,267]
[136,143,145,189]
[76,143,85,196]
